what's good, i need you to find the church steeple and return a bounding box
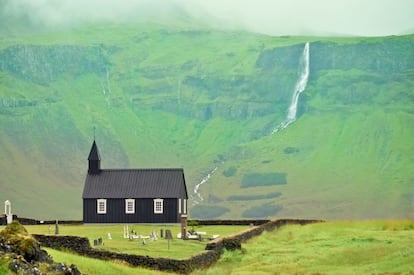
[88,140,101,174]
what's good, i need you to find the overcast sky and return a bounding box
[2,0,414,36]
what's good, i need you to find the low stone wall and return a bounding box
[0,216,83,226]
[193,219,270,226]
[33,219,323,274]
[206,219,323,251]
[32,234,221,273]
[4,217,270,226]
[17,218,83,225]
[6,217,270,226]
[32,235,91,253]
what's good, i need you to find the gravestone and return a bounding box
[165,229,173,250]
[150,230,157,241]
[94,238,103,246]
[165,229,173,239]
[55,220,59,235]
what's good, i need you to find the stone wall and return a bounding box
[0,216,83,226]
[2,217,268,226]
[33,219,323,274]
[193,219,270,226]
[206,219,323,251]
[32,234,221,274]
[32,235,91,253]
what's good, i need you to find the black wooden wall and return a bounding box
[83,198,180,223]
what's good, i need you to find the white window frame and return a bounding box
[183,199,187,214]
[97,199,107,214]
[178,198,182,214]
[153,198,164,214]
[125,199,135,214]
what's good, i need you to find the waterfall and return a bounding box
[191,166,218,205]
[272,42,310,134]
[177,79,182,105]
[106,68,112,94]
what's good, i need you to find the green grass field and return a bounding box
[44,248,165,275]
[2,221,412,274]
[195,221,414,275]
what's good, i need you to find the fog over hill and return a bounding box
[1,0,414,36]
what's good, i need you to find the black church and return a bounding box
[82,140,188,223]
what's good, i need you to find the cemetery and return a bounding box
[1,204,321,273]
[2,202,411,274]
[24,222,247,260]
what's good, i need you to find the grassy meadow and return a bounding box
[2,221,413,274]
[44,248,163,275]
[195,221,414,275]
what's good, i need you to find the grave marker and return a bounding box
[55,220,59,235]
[165,229,173,250]
[165,229,173,239]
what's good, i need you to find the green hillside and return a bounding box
[0,22,413,220]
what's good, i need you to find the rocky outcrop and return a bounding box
[0,221,80,275]
[0,221,51,263]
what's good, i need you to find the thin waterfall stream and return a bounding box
[272,42,310,133]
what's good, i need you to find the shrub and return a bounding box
[190,205,230,219]
[241,173,287,188]
[227,192,282,201]
[283,147,299,154]
[0,220,29,237]
[222,166,237,177]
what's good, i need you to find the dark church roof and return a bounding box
[82,168,188,199]
[88,140,100,161]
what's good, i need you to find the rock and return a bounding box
[0,221,82,274]
[0,220,52,263]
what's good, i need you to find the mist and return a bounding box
[1,0,414,36]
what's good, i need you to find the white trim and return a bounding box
[178,198,182,214]
[153,198,164,214]
[97,199,107,214]
[4,200,11,215]
[183,199,187,214]
[125,199,135,214]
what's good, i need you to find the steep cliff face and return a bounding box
[0,45,109,84]
[2,37,411,121]
[309,38,414,73]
